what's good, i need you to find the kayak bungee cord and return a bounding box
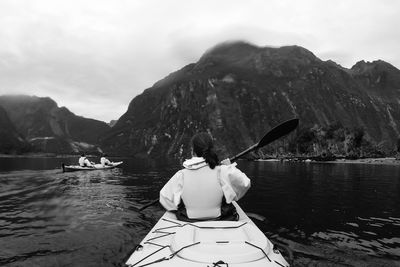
[128,245,169,267]
[208,260,229,267]
[150,218,248,233]
[245,241,271,262]
[146,232,175,242]
[127,218,289,267]
[129,242,201,267]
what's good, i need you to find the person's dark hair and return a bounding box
[191,132,219,169]
[81,153,85,157]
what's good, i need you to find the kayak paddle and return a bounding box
[229,118,299,162]
[136,118,299,211]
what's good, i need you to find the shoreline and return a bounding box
[322,157,400,166]
[0,153,131,159]
[2,154,400,166]
[256,157,400,166]
[0,153,81,158]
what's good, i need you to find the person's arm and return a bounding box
[159,171,184,211]
[85,158,94,167]
[219,161,251,203]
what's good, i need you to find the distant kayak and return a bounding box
[61,161,123,172]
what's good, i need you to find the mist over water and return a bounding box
[0,157,399,266]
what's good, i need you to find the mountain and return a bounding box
[0,95,110,154]
[101,41,400,158]
[0,106,29,154]
[351,60,400,99]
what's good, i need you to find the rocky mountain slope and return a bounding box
[0,95,110,154]
[101,41,400,158]
[0,106,28,153]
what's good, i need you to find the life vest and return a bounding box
[180,161,224,219]
[79,157,87,167]
[100,157,110,166]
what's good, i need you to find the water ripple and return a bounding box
[312,216,400,259]
[1,158,400,266]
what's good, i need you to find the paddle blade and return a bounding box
[257,118,299,148]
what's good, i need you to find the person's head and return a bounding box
[191,132,219,169]
[81,153,85,157]
[102,153,108,157]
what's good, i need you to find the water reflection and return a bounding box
[0,158,399,266]
[239,161,400,265]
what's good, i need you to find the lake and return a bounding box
[0,157,399,266]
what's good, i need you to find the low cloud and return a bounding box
[0,0,399,122]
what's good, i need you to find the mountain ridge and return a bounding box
[0,94,111,154]
[101,41,400,158]
[1,42,399,157]
[0,105,29,154]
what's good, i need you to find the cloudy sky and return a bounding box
[0,0,399,122]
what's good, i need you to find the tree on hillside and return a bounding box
[397,138,400,152]
[396,138,400,159]
[294,128,316,154]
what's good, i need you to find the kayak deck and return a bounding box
[61,161,123,172]
[125,202,289,267]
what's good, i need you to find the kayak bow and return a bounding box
[125,202,289,267]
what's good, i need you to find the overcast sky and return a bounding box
[0,0,399,122]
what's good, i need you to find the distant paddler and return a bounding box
[78,153,95,168]
[100,153,112,166]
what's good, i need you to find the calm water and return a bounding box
[0,157,399,267]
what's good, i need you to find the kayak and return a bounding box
[125,202,290,267]
[61,161,123,172]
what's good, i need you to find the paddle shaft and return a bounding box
[137,199,160,211]
[229,144,258,162]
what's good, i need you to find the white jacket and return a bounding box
[159,157,251,219]
[79,156,86,166]
[100,157,111,166]
[79,156,93,167]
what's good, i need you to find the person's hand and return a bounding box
[221,158,231,165]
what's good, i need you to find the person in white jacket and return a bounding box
[159,132,251,221]
[78,153,94,167]
[100,153,112,166]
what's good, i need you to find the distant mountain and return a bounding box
[351,60,400,99]
[0,95,110,154]
[0,106,29,154]
[101,41,400,158]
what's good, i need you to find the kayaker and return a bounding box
[100,153,112,166]
[159,132,251,221]
[78,153,94,167]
